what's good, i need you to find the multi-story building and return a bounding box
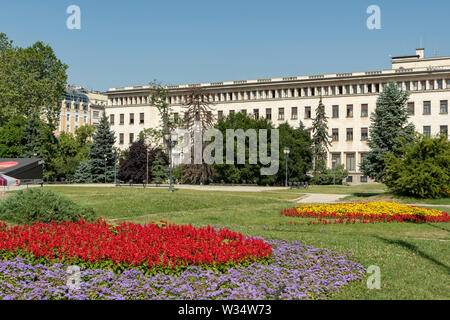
[104,49,450,183]
[56,85,107,135]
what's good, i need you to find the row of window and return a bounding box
[109,79,450,107]
[331,128,369,142]
[118,133,135,145]
[423,125,448,137]
[110,113,145,125]
[217,100,448,121]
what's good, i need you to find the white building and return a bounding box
[104,49,450,183]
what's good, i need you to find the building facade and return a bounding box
[104,49,450,183]
[56,85,107,135]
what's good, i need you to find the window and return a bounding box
[361,128,368,141]
[423,126,431,137]
[291,107,298,120]
[338,86,343,95]
[253,109,259,120]
[83,104,88,112]
[331,154,341,166]
[421,80,427,90]
[93,111,99,119]
[447,80,450,89]
[84,116,87,124]
[129,133,134,144]
[332,105,339,118]
[405,82,411,91]
[218,110,223,120]
[346,176,353,183]
[353,85,358,94]
[440,125,448,136]
[438,79,443,90]
[331,86,336,95]
[345,85,350,94]
[173,112,179,122]
[66,124,70,132]
[367,84,372,93]
[229,110,235,116]
[375,84,380,93]
[332,129,339,142]
[413,81,419,91]
[429,80,435,90]
[440,100,448,114]
[407,102,415,115]
[304,107,311,119]
[346,128,353,141]
[346,105,353,118]
[130,113,134,125]
[119,133,124,144]
[278,108,285,120]
[361,104,368,117]
[241,109,247,115]
[397,82,402,91]
[423,101,431,115]
[346,153,356,171]
[120,114,124,125]
[360,84,365,94]
[265,108,272,120]
[360,176,368,183]
[140,113,144,124]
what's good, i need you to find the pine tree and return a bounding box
[311,98,331,173]
[151,152,168,183]
[360,81,415,182]
[88,113,116,183]
[73,161,92,183]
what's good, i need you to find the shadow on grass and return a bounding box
[351,193,383,198]
[424,223,450,233]
[373,235,450,273]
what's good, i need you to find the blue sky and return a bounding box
[1,0,449,92]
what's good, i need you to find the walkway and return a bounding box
[296,193,350,204]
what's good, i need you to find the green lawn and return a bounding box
[39,186,450,300]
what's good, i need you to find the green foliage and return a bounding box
[0,188,95,224]
[311,99,331,172]
[73,161,92,183]
[0,33,67,127]
[88,113,116,183]
[151,152,169,183]
[0,115,26,157]
[384,135,450,199]
[310,164,349,185]
[360,82,415,182]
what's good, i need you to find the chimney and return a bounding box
[416,48,425,59]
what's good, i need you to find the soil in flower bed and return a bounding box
[0,220,272,274]
[0,239,365,300]
[281,202,450,224]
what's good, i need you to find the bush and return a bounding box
[0,188,96,224]
[384,135,450,199]
[310,164,348,185]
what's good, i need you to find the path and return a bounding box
[296,193,349,204]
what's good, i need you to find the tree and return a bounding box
[151,152,169,183]
[0,115,26,157]
[384,134,450,199]
[277,122,313,185]
[88,113,116,183]
[213,112,276,185]
[0,33,68,128]
[360,82,415,182]
[73,161,92,183]
[118,139,149,183]
[311,98,331,173]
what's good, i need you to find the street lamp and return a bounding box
[332,159,337,185]
[164,130,177,193]
[283,147,290,187]
[180,149,184,185]
[104,154,107,184]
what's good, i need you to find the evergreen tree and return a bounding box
[360,82,415,182]
[311,98,331,173]
[73,161,92,183]
[118,139,149,183]
[88,113,116,183]
[151,152,168,183]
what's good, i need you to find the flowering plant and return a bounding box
[0,220,272,274]
[281,202,449,224]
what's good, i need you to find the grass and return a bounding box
[30,186,449,300]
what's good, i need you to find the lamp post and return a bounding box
[104,154,107,184]
[164,130,177,193]
[332,159,337,185]
[283,147,290,187]
[180,149,184,185]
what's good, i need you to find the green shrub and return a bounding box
[384,135,450,199]
[310,164,349,185]
[0,188,96,224]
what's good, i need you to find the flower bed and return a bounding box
[0,240,365,300]
[0,220,272,273]
[281,202,449,224]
